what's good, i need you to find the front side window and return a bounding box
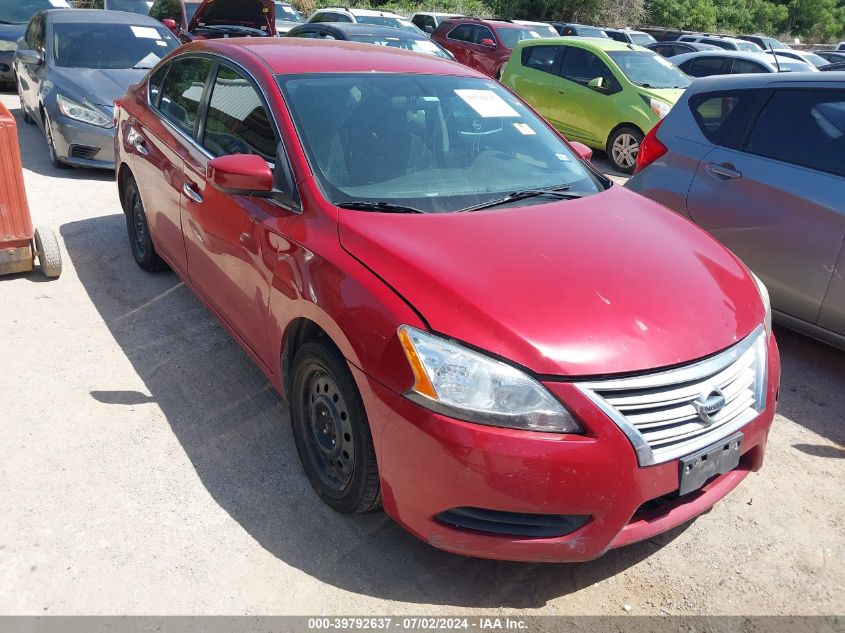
[158,56,213,136]
[731,59,767,74]
[473,25,495,45]
[607,50,690,88]
[0,0,63,25]
[203,65,278,160]
[279,73,605,213]
[686,56,731,77]
[150,0,183,28]
[605,31,625,43]
[447,24,474,42]
[496,27,541,49]
[148,63,169,107]
[53,21,178,69]
[522,45,559,74]
[745,89,845,178]
[703,39,733,50]
[559,46,617,88]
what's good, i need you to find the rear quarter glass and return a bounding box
[689,89,759,145]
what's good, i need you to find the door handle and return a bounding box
[705,163,741,180]
[182,182,203,204]
[558,89,566,94]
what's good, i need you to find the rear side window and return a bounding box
[745,89,845,178]
[690,91,753,143]
[203,65,278,160]
[521,45,558,73]
[605,31,625,42]
[158,56,213,137]
[703,39,732,50]
[447,24,474,42]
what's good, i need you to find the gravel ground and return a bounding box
[0,89,843,617]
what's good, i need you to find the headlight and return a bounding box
[56,94,113,128]
[397,326,583,433]
[0,39,17,53]
[751,272,772,337]
[642,95,672,119]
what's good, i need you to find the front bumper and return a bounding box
[49,112,116,170]
[354,334,780,562]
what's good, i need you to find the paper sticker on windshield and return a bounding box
[654,55,674,67]
[417,40,440,51]
[131,26,162,39]
[513,122,535,135]
[529,30,541,37]
[555,153,571,162]
[454,89,519,118]
[49,0,69,6]
[156,40,168,47]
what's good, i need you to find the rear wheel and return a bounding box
[290,340,381,514]
[607,126,643,174]
[124,176,167,272]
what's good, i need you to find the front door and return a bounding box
[686,88,845,324]
[180,62,283,367]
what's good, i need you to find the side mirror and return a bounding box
[570,141,593,162]
[480,38,496,47]
[423,24,434,34]
[16,48,43,66]
[587,76,605,92]
[162,18,178,35]
[207,154,274,195]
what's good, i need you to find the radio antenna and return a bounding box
[769,41,782,72]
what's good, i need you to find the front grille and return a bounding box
[69,145,100,160]
[576,327,767,466]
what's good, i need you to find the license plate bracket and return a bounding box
[678,432,743,496]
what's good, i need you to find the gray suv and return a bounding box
[627,73,845,349]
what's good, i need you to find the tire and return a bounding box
[123,176,167,272]
[34,226,62,278]
[290,340,381,514]
[43,112,69,170]
[607,126,644,174]
[19,83,33,124]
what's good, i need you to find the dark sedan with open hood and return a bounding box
[14,9,178,169]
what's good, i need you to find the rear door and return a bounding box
[686,86,845,325]
[508,44,562,118]
[180,60,284,367]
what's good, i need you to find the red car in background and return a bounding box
[150,0,276,41]
[431,17,543,79]
[114,38,779,562]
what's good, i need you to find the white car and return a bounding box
[677,34,762,52]
[511,20,559,38]
[411,12,459,34]
[307,7,423,35]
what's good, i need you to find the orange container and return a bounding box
[0,101,34,275]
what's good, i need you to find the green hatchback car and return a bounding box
[502,38,691,172]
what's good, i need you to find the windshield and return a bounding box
[520,23,558,38]
[629,32,656,45]
[497,27,541,49]
[53,21,177,68]
[275,2,304,23]
[802,52,829,66]
[104,0,153,15]
[0,0,66,25]
[355,16,421,34]
[350,35,452,59]
[278,74,604,213]
[607,50,690,88]
[736,41,761,52]
[185,1,200,22]
[778,60,814,72]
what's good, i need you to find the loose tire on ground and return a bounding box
[290,340,381,514]
[34,226,62,278]
[607,125,644,174]
[123,176,168,272]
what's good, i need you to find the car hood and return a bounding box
[338,186,764,377]
[639,86,685,105]
[188,0,275,34]
[0,23,25,43]
[50,66,150,108]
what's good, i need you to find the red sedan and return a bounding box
[114,38,780,562]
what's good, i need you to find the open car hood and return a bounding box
[188,0,275,35]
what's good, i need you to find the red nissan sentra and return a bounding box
[114,38,780,562]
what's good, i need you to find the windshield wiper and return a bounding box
[337,201,424,214]
[457,185,581,213]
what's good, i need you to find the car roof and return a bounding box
[196,37,478,75]
[47,8,163,24]
[672,50,798,62]
[317,7,403,16]
[412,11,458,16]
[521,36,643,52]
[441,17,533,29]
[296,23,424,38]
[685,71,845,93]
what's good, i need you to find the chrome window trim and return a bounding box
[576,325,767,466]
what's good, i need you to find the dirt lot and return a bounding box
[0,89,843,617]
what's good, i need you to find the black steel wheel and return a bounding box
[124,176,167,272]
[290,341,381,514]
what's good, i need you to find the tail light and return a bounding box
[635,118,667,174]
